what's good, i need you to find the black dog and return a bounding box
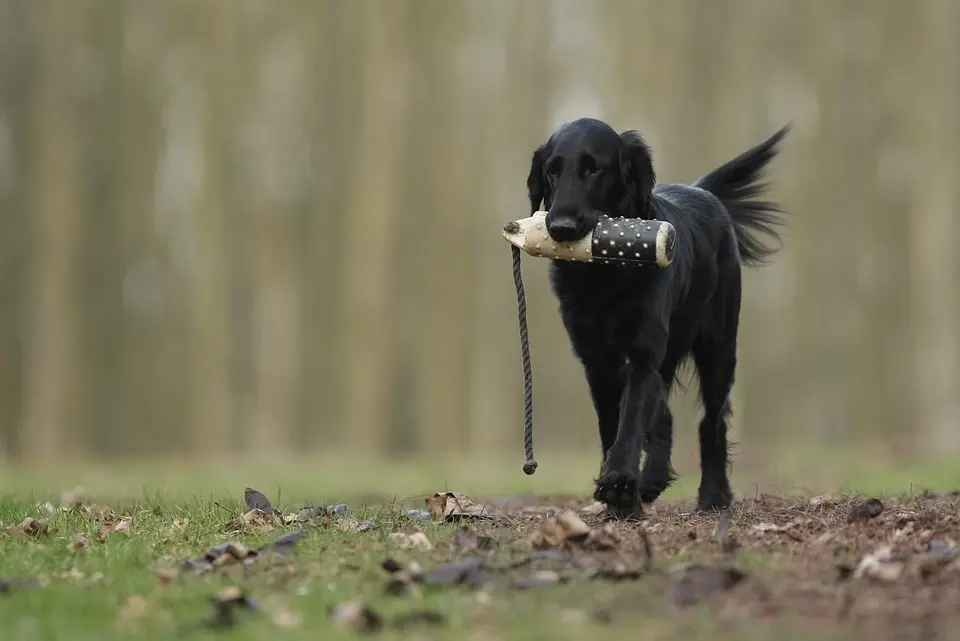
[526,118,789,517]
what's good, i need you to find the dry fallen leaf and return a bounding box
[242,509,272,526]
[425,492,503,522]
[750,521,804,542]
[282,513,308,525]
[334,517,377,533]
[579,501,607,517]
[171,518,189,533]
[388,531,433,550]
[82,504,116,521]
[852,546,904,583]
[531,510,620,551]
[98,517,132,541]
[6,517,51,540]
[809,494,843,508]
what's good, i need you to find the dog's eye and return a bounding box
[546,160,562,178]
[580,154,600,177]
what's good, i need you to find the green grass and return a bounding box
[0,494,827,641]
[1,445,957,504]
[0,449,957,640]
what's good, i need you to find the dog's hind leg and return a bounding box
[691,284,740,511]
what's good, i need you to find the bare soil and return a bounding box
[408,489,960,640]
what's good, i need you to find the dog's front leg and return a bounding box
[594,357,666,519]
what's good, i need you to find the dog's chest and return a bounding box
[548,261,656,341]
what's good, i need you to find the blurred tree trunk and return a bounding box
[466,0,553,456]
[338,0,411,453]
[0,1,32,460]
[247,22,308,455]
[301,0,345,451]
[409,0,472,456]
[113,4,169,455]
[910,0,959,454]
[21,1,85,461]
[181,3,234,457]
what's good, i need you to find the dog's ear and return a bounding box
[526,143,550,214]
[618,130,656,215]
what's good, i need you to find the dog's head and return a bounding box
[526,118,656,243]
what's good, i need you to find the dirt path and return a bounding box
[410,490,960,639]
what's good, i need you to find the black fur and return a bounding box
[526,118,789,517]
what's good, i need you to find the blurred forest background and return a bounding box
[0,0,957,483]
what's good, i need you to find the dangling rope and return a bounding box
[507,232,538,476]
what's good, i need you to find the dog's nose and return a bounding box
[546,210,581,242]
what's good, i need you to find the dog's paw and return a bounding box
[594,469,642,514]
[696,485,733,512]
[638,482,666,506]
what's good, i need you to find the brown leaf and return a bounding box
[425,492,503,522]
[97,517,132,541]
[579,501,607,517]
[852,546,905,583]
[6,517,51,539]
[282,513,307,525]
[388,530,433,550]
[532,510,617,550]
[81,504,116,521]
[242,508,272,526]
[171,518,189,533]
[213,542,253,567]
[848,498,884,523]
[809,494,843,508]
[750,521,804,542]
[334,517,376,533]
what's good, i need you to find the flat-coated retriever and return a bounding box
[526,117,789,517]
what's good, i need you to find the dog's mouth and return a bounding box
[546,210,605,243]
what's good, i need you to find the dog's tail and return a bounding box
[694,125,790,267]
